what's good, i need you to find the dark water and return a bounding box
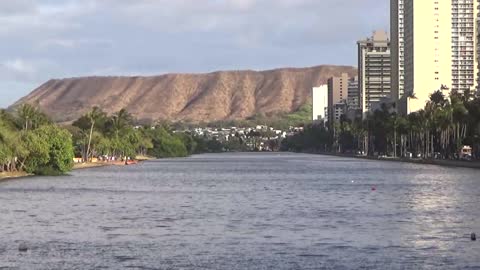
[1,153,479,269]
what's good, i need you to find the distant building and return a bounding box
[451,0,478,94]
[390,0,405,101]
[312,85,328,121]
[347,76,360,110]
[392,1,479,114]
[402,1,452,113]
[346,76,363,121]
[478,8,480,95]
[358,30,392,118]
[333,102,347,122]
[328,73,349,123]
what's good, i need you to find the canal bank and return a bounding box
[1,158,149,181]
[72,155,154,170]
[0,155,154,181]
[311,152,480,170]
[0,171,31,181]
[0,163,113,181]
[72,162,121,170]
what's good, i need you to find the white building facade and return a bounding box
[451,0,479,94]
[392,0,479,114]
[312,85,328,121]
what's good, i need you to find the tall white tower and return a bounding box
[451,0,479,94]
[403,0,453,113]
[392,0,479,114]
[391,0,405,101]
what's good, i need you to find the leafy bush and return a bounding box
[148,128,188,158]
[27,125,74,174]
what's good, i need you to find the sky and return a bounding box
[0,0,389,108]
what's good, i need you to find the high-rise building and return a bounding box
[391,0,405,101]
[327,73,349,123]
[333,103,347,123]
[451,0,479,94]
[312,85,328,121]
[347,76,360,110]
[478,7,480,94]
[358,30,392,117]
[402,0,453,113]
[392,0,479,113]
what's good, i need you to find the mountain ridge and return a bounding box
[12,65,357,123]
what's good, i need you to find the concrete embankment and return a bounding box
[312,152,480,170]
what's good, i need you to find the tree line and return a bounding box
[282,90,480,160]
[169,103,313,131]
[0,105,73,175]
[1,105,219,176]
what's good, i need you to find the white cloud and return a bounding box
[0,0,389,107]
[0,0,35,15]
[37,38,114,50]
[39,39,78,49]
[3,59,36,74]
[228,0,256,11]
[0,0,96,37]
[0,58,60,83]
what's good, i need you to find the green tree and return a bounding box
[17,103,50,131]
[85,107,107,162]
[148,128,189,158]
[23,131,50,173]
[27,125,74,175]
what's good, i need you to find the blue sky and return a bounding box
[0,0,389,108]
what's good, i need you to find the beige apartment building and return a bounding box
[358,30,392,117]
[402,0,453,113]
[347,76,360,110]
[392,0,479,113]
[327,73,349,123]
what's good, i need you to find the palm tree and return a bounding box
[395,116,409,157]
[0,120,27,172]
[111,109,133,137]
[407,112,422,157]
[461,88,474,103]
[430,90,447,107]
[16,104,50,131]
[391,114,399,158]
[446,91,468,156]
[18,104,37,131]
[85,107,105,162]
[406,92,417,114]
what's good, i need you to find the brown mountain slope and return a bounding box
[13,65,356,123]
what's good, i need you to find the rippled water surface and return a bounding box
[1,153,479,269]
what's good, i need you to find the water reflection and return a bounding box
[403,166,478,254]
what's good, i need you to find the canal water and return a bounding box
[0,153,479,269]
